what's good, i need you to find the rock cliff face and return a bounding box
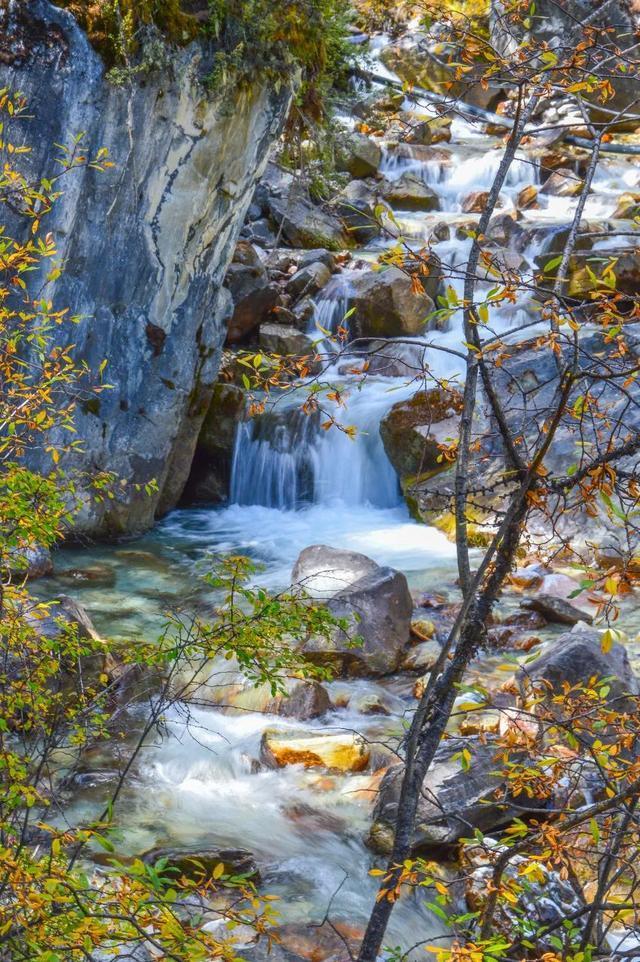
[0,0,291,538]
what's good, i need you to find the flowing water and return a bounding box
[40,36,640,958]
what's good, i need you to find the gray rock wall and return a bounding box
[0,0,291,537]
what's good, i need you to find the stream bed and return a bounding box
[37,31,640,957]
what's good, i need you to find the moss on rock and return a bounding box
[54,0,199,64]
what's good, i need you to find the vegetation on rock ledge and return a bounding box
[55,0,352,121]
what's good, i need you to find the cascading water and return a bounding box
[308,271,355,340]
[44,26,640,960]
[230,382,403,511]
[380,142,538,211]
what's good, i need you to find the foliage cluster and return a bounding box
[54,0,353,122]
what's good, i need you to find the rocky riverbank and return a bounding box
[15,2,640,959]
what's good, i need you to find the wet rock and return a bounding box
[17,595,142,704]
[332,179,381,243]
[567,247,640,300]
[516,185,539,209]
[476,246,527,280]
[142,847,260,883]
[486,625,518,648]
[269,191,350,251]
[612,192,640,219]
[259,323,316,358]
[379,172,440,211]
[284,802,349,836]
[225,259,280,344]
[430,221,451,242]
[411,617,436,641]
[349,690,395,717]
[517,626,639,708]
[348,267,435,338]
[232,240,263,268]
[292,296,316,328]
[462,838,583,952]
[184,383,246,504]
[486,212,526,249]
[521,593,593,625]
[268,680,332,721]
[540,168,584,197]
[8,545,53,581]
[369,736,542,854]
[380,387,463,483]
[244,217,278,247]
[297,248,336,271]
[501,609,547,630]
[291,545,413,677]
[405,119,433,145]
[200,917,259,947]
[461,190,490,213]
[241,922,361,962]
[262,167,349,251]
[286,261,332,298]
[336,131,382,178]
[32,595,102,642]
[456,220,480,239]
[538,571,583,599]
[508,563,548,590]
[260,730,370,772]
[401,638,442,672]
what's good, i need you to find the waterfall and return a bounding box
[308,272,355,341]
[230,382,404,511]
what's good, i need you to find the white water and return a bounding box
[49,33,640,959]
[230,380,406,512]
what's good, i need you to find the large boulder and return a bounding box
[267,680,333,720]
[380,388,463,485]
[264,167,350,251]
[183,382,245,504]
[521,593,593,625]
[348,267,435,338]
[224,245,280,343]
[369,737,544,855]
[142,847,260,883]
[613,192,640,219]
[258,323,316,358]
[8,545,54,581]
[566,248,640,300]
[332,179,381,244]
[240,922,361,962]
[517,626,639,709]
[0,1,291,538]
[261,730,370,772]
[16,595,141,705]
[540,168,584,197]
[335,131,382,178]
[291,545,413,677]
[379,172,440,212]
[286,261,332,298]
[29,594,102,642]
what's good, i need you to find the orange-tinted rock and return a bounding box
[461,190,490,213]
[260,731,370,773]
